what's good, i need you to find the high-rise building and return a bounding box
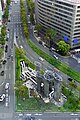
[35,0,80,48]
[0,1,3,27]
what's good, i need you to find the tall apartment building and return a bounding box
[0,1,3,29]
[35,0,80,48]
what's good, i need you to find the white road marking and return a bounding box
[34,113,42,116]
[26,114,31,116]
[9,96,10,103]
[70,113,78,116]
[4,74,7,79]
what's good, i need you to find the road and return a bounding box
[24,2,80,73]
[0,0,80,120]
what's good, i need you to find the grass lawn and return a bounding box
[16,97,60,112]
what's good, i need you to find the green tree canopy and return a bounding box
[35,24,43,34]
[30,12,35,25]
[46,28,56,40]
[18,85,28,98]
[69,81,77,91]
[76,86,80,98]
[45,28,57,47]
[57,41,70,55]
[15,80,28,98]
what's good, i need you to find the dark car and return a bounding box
[8,20,10,22]
[39,40,42,45]
[7,28,10,31]
[1,71,4,76]
[5,45,8,52]
[16,35,18,38]
[68,77,73,81]
[3,60,6,64]
[25,116,35,120]
[6,38,8,41]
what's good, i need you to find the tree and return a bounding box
[76,86,80,99]
[18,85,28,99]
[35,24,42,35]
[30,12,35,25]
[26,0,35,13]
[15,80,24,89]
[3,5,9,19]
[45,28,56,47]
[57,41,70,55]
[69,81,77,91]
[15,80,28,99]
[6,0,11,5]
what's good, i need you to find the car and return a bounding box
[50,47,55,51]
[5,45,8,52]
[3,60,6,64]
[19,113,23,117]
[1,71,4,76]
[8,19,10,22]
[14,1,17,4]
[25,116,35,120]
[20,45,23,49]
[6,38,8,41]
[7,28,10,32]
[16,35,18,38]
[34,30,37,33]
[5,83,10,89]
[0,94,5,102]
[39,41,42,45]
[68,77,73,81]
[38,57,44,62]
[53,55,58,59]
[11,55,13,61]
[42,42,46,47]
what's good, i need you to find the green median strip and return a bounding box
[27,39,80,82]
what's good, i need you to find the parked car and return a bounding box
[6,38,8,41]
[39,41,42,45]
[38,57,44,62]
[0,94,5,102]
[1,71,4,76]
[3,60,6,64]
[25,116,35,120]
[20,45,23,49]
[53,55,58,59]
[68,77,73,82]
[5,45,8,52]
[5,83,10,89]
[8,19,10,22]
[16,35,18,38]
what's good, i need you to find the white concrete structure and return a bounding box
[35,0,80,48]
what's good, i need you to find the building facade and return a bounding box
[35,0,80,48]
[0,0,3,33]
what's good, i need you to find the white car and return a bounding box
[20,45,23,49]
[38,57,44,62]
[0,94,5,102]
[53,55,58,60]
[5,83,10,89]
[51,47,55,51]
